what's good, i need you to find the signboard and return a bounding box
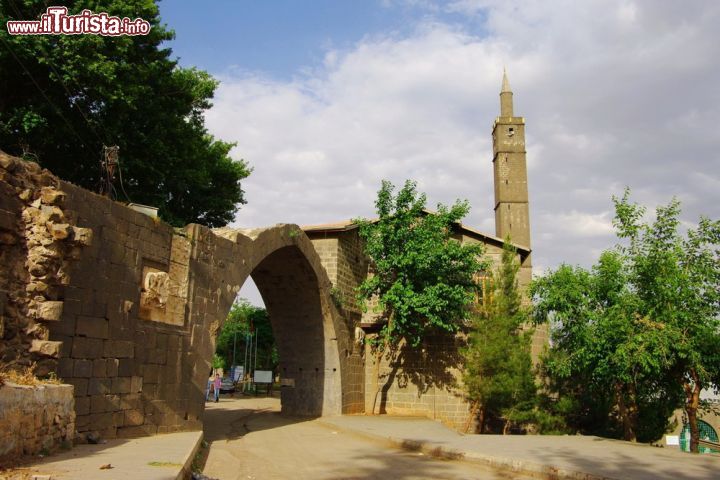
[254,370,273,384]
[666,435,680,446]
[232,366,244,382]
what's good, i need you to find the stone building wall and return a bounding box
[46,176,198,439]
[0,383,75,460]
[364,333,471,430]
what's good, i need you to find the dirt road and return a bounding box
[202,396,529,480]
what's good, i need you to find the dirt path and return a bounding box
[202,396,530,480]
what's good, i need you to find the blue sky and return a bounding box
[156,1,720,306]
[159,1,483,79]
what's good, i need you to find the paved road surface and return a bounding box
[202,396,531,480]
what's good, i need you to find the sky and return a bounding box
[159,0,720,306]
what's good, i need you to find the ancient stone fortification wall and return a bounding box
[0,153,356,440]
[0,383,75,460]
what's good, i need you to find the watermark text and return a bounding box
[7,6,150,36]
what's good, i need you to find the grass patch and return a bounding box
[0,364,63,387]
[147,461,183,468]
[191,440,210,474]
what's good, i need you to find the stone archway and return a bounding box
[187,224,349,417]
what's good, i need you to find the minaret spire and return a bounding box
[499,68,514,117]
[501,68,511,93]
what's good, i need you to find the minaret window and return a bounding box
[507,127,514,137]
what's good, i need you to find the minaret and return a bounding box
[493,71,547,360]
[492,69,531,255]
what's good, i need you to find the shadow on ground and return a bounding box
[525,439,719,480]
[319,449,519,480]
[202,394,315,443]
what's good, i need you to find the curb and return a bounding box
[177,431,204,480]
[317,419,617,480]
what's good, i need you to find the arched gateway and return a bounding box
[201,224,349,416]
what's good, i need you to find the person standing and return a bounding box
[213,373,222,402]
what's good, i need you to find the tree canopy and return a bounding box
[215,300,276,373]
[0,0,250,227]
[356,179,485,349]
[532,189,720,450]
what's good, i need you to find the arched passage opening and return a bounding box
[251,244,340,416]
[188,224,349,419]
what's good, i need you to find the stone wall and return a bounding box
[1,153,357,441]
[46,175,198,439]
[0,383,75,461]
[365,333,471,430]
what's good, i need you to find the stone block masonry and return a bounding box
[0,383,75,461]
[1,152,358,441]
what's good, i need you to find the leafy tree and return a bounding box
[612,190,720,452]
[0,0,250,227]
[356,179,486,414]
[462,241,538,433]
[532,252,681,442]
[216,300,276,374]
[532,189,720,450]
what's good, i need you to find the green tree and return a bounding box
[462,242,537,433]
[532,190,720,450]
[532,252,680,442]
[0,0,250,227]
[612,190,720,452]
[216,300,276,374]
[356,180,486,414]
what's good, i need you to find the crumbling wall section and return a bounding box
[0,152,91,378]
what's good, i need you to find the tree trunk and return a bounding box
[682,370,702,454]
[478,405,486,434]
[626,382,639,443]
[615,381,637,442]
[463,401,479,433]
[367,346,382,415]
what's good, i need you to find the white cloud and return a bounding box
[206,0,720,292]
